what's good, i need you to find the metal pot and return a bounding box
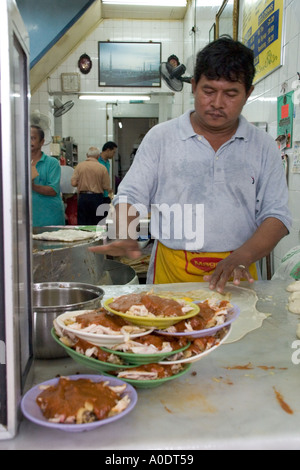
[33,282,104,359]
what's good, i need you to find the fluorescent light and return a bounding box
[102,0,186,6]
[79,94,151,102]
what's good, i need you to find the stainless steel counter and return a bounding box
[1,280,300,450]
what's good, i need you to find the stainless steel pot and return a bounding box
[33,282,104,359]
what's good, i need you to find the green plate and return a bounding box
[102,364,192,389]
[100,341,191,365]
[51,329,137,373]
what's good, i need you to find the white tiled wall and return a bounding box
[31,17,187,161]
[241,0,300,273]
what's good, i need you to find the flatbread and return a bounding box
[32,229,99,242]
[101,283,269,344]
[156,285,269,344]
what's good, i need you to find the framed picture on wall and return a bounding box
[98,41,162,87]
[216,0,239,41]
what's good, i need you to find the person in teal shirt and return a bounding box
[31,125,65,227]
[98,141,117,203]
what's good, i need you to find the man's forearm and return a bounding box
[32,183,57,196]
[232,217,289,266]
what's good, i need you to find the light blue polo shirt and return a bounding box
[32,153,65,227]
[114,109,291,253]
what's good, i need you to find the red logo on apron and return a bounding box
[190,257,223,272]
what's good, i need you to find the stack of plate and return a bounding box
[53,295,240,388]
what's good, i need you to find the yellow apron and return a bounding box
[152,241,258,284]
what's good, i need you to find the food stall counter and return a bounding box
[1,281,300,450]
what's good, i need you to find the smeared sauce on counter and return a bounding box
[36,377,123,423]
[225,362,254,370]
[273,387,294,415]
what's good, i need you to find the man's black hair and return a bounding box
[194,37,255,92]
[102,141,117,152]
[31,125,45,142]
[167,54,180,65]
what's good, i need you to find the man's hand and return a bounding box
[203,259,254,293]
[88,238,142,260]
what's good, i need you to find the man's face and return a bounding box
[31,127,44,154]
[191,75,254,132]
[108,148,117,159]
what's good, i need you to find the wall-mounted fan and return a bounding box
[30,109,52,144]
[160,62,192,92]
[53,97,74,117]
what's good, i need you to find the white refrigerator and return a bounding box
[0,0,33,439]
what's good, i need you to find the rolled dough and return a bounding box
[286,280,300,292]
[32,229,100,242]
[286,281,300,314]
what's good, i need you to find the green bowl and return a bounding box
[102,363,192,389]
[51,329,137,373]
[100,341,191,365]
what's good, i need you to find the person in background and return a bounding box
[71,146,111,226]
[98,141,117,204]
[31,125,65,227]
[89,37,291,293]
[167,54,180,68]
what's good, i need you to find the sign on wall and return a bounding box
[242,0,284,83]
[277,91,294,149]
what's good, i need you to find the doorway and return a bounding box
[113,117,158,190]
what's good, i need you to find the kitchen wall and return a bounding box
[31,2,217,162]
[30,0,300,274]
[240,0,300,272]
[31,17,187,161]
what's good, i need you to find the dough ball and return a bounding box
[288,299,300,314]
[289,291,300,302]
[297,324,300,339]
[286,280,300,292]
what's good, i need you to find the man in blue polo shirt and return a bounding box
[98,141,117,204]
[31,125,65,227]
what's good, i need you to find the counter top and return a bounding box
[1,280,300,450]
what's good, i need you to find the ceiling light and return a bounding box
[102,0,186,6]
[79,94,151,102]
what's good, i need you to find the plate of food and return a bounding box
[100,333,191,365]
[102,363,192,389]
[103,292,200,329]
[54,307,154,347]
[158,325,231,365]
[155,299,239,338]
[21,374,137,433]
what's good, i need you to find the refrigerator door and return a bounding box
[0,0,32,439]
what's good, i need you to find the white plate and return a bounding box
[55,309,154,347]
[21,374,137,433]
[156,303,240,338]
[158,325,231,365]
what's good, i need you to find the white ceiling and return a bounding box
[101,3,188,20]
